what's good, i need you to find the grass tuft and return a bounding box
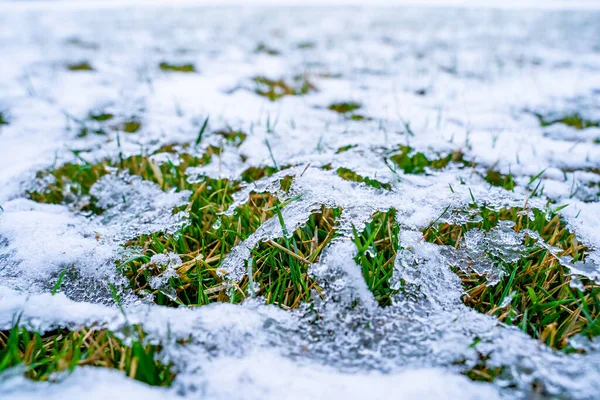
[89,112,114,122]
[159,62,196,73]
[484,169,516,191]
[352,209,402,306]
[254,43,280,56]
[336,144,357,154]
[252,75,317,101]
[328,102,369,121]
[67,62,94,71]
[349,114,370,121]
[121,119,142,134]
[389,146,465,175]
[121,182,274,306]
[279,175,293,193]
[423,204,598,350]
[27,162,109,214]
[250,205,341,308]
[536,112,600,130]
[0,324,175,386]
[336,168,391,190]
[123,188,339,309]
[328,102,361,114]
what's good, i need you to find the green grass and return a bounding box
[348,114,370,121]
[121,119,142,134]
[536,112,600,130]
[0,324,175,386]
[336,144,357,154]
[388,146,465,175]
[159,62,196,73]
[328,102,361,114]
[67,62,94,71]
[123,193,340,308]
[484,169,516,191]
[352,210,402,306]
[327,102,369,121]
[279,175,293,193]
[249,205,341,308]
[252,75,317,101]
[336,168,391,190]
[423,204,598,350]
[254,43,280,56]
[89,112,114,122]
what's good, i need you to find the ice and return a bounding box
[1,1,600,399]
[89,172,190,240]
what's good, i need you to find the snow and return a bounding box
[1,2,600,399]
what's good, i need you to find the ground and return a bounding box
[1,1,600,399]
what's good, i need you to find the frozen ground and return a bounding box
[1,1,600,399]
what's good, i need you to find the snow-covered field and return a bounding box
[1,1,600,399]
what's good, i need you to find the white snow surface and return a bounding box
[1,2,600,399]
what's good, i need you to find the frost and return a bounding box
[147,253,182,294]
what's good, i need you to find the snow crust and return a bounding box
[1,3,600,399]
